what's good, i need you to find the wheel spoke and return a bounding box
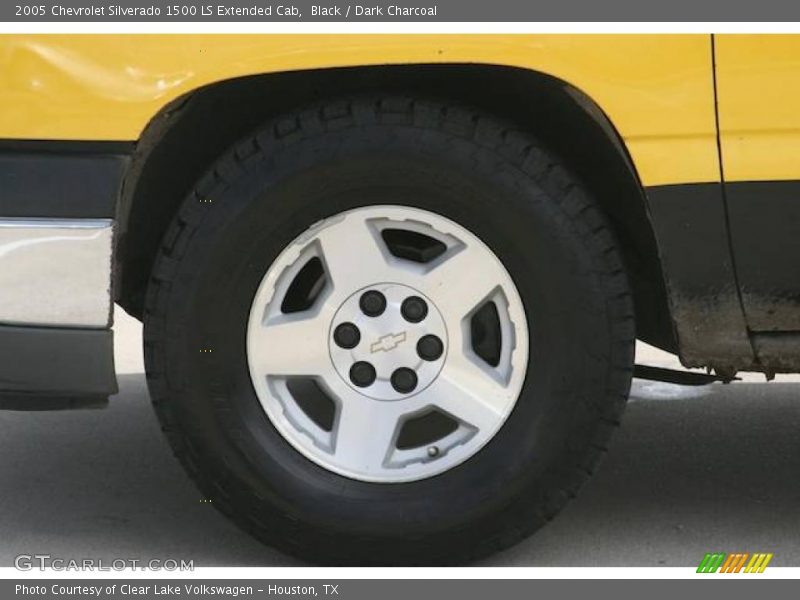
[316,214,396,291]
[426,243,507,319]
[425,352,515,433]
[249,312,332,377]
[333,397,403,473]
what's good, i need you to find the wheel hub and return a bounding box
[329,284,448,401]
[246,205,528,482]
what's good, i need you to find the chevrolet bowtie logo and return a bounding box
[370,332,407,353]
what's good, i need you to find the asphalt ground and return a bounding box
[0,310,798,567]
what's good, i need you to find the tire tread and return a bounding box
[144,96,635,565]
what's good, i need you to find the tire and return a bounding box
[143,96,635,565]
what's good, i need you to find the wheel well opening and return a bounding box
[116,63,676,352]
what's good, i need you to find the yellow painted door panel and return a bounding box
[713,35,800,334]
[715,34,800,182]
[0,34,719,187]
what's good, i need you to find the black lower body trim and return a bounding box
[644,183,754,372]
[751,332,800,375]
[725,180,800,332]
[0,326,117,398]
[0,395,109,411]
[0,140,131,218]
[646,180,800,374]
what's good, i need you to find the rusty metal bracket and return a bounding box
[634,364,739,386]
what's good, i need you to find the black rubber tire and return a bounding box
[143,96,635,565]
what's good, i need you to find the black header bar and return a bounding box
[5,0,800,22]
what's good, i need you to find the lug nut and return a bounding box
[359,290,387,317]
[401,296,428,323]
[333,322,361,349]
[417,334,444,361]
[350,361,377,387]
[390,367,418,394]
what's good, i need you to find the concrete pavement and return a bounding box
[0,311,798,567]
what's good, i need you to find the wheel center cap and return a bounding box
[329,283,448,401]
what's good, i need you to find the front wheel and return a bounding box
[143,97,635,564]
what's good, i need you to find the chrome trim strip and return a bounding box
[0,218,113,230]
[0,218,113,328]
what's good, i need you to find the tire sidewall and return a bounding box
[149,110,629,557]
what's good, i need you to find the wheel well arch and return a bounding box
[115,63,677,352]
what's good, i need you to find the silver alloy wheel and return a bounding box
[246,206,529,483]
